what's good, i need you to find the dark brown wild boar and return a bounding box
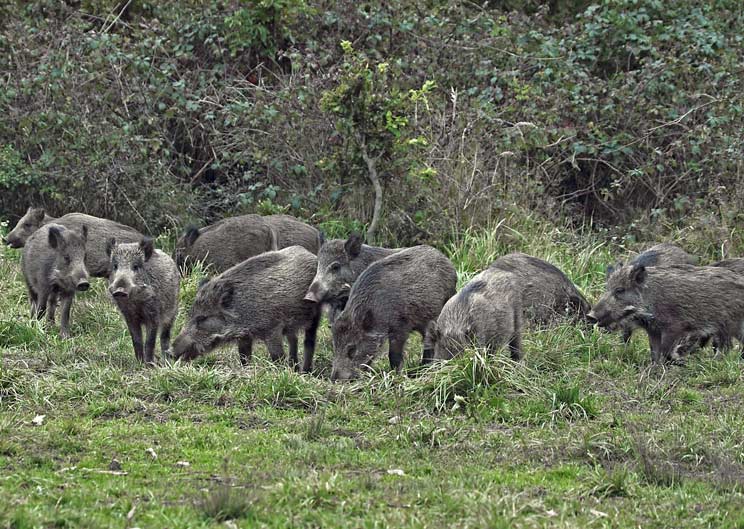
[614,242,699,343]
[588,258,744,363]
[172,246,321,372]
[331,245,457,381]
[304,234,399,320]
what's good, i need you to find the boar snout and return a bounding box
[304,281,324,303]
[76,280,90,292]
[586,311,598,324]
[3,236,20,248]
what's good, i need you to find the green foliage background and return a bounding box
[0,0,742,245]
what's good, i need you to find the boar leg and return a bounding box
[144,322,158,364]
[621,326,633,344]
[508,332,523,361]
[26,286,38,318]
[35,289,49,320]
[420,327,434,365]
[647,329,663,363]
[160,318,174,357]
[58,293,75,338]
[47,290,59,326]
[266,331,285,363]
[125,318,145,362]
[287,333,299,369]
[388,332,409,371]
[238,336,253,366]
[302,311,321,374]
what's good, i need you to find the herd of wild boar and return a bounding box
[5,207,744,380]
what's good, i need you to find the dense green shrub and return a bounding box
[0,1,741,246]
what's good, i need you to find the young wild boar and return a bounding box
[172,246,321,372]
[21,224,90,338]
[330,245,457,381]
[304,234,399,320]
[489,253,591,324]
[426,268,522,361]
[614,242,698,343]
[588,257,744,363]
[4,207,56,248]
[107,237,180,364]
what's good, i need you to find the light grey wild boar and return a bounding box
[21,223,90,338]
[4,207,56,248]
[426,267,523,361]
[107,237,180,364]
[489,253,591,324]
[172,246,321,372]
[614,242,698,343]
[330,245,457,381]
[588,258,744,363]
[304,233,399,321]
[174,214,318,274]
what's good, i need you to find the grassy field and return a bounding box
[2,218,744,528]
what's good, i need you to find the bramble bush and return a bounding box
[0,0,741,248]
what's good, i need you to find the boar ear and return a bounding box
[345,233,362,259]
[140,236,154,261]
[32,208,46,223]
[184,226,200,247]
[79,224,88,242]
[630,264,647,285]
[218,281,235,309]
[106,237,117,257]
[360,308,375,331]
[48,226,63,249]
[318,231,326,247]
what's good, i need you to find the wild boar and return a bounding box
[711,258,744,275]
[107,237,180,364]
[489,253,591,324]
[4,207,56,248]
[263,214,320,254]
[588,258,744,362]
[304,234,399,320]
[172,246,321,372]
[174,214,318,274]
[330,245,457,381]
[426,267,522,361]
[55,213,142,277]
[615,242,699,343]
[21,224,90,338]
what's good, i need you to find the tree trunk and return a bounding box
[360,144,383,245]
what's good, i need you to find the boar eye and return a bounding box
[23,223,32,229]
[614,287,625,296]
[64,255,71,264]
[329,262,341,272]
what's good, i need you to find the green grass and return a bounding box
[2,217,744,528]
